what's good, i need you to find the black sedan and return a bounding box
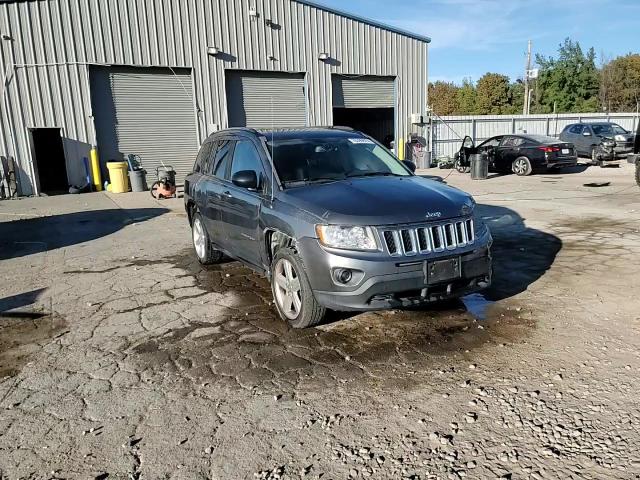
[456,134,578,176]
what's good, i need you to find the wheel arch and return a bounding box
[186,200,197,226]
[264,229,297,267]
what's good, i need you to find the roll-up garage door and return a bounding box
[91,67,198,182]
[226,71,307,128]
[332,75,395,109]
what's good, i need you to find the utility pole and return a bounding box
[523,40,532,115]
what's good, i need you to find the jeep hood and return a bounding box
[282,176,473,226]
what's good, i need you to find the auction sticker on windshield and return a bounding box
[348,138,375,144]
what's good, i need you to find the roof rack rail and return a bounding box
[329,125,355,131]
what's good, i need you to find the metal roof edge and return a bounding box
[293,0,431,44]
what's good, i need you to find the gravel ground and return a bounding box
[1,162,639,479]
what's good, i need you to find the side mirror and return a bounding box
[583,131,592,136]
[402,160,417,173]
[231,170,258,190]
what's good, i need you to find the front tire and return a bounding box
[271,248,325,328]
[191,213,224,265]
[512,157,533,176]
[635,161,640,187]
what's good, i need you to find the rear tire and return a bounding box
[512,157,533,176]
[191,213,224,265]
[271,247,325,328]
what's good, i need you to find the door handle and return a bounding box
[223,190,233,198]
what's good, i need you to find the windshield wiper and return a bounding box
[283,176,345,187]
[346,171,403,178]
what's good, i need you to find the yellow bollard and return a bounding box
[398,137,405,161]
[90,147,102,192]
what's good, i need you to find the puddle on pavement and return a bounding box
[0,311,67,378]
[461,294,494,321]
[122,248,534,389]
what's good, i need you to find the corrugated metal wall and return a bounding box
[0,0,428,196]
[432,112,640,159]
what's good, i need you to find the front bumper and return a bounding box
[597,146,633,162]
[298,229,493,312]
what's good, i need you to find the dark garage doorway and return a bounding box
[30,128,68,195]
[333,107,395,147]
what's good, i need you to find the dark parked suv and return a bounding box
[184,127,492,328]
[559,122,635,166]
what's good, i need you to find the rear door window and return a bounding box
[569,125,583,134]
[480,137,502,148]
[211,140,235,180]
[194,142,213,173]
[501,137,516,147]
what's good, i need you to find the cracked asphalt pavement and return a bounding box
[1,164,639,479]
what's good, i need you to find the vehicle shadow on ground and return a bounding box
[0,208,168,261]
[0,288,47,314]
[476,203,561,301]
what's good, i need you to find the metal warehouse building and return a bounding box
[0,0,430,196]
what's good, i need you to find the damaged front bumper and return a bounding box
[299,228,493,312]
[595,144,633,163]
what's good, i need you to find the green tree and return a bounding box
[600,54,640,112]
[456,78,477,115]
[505,80,525,114]
[427,81,460,116]
[535,38,599,113]
[475,73,511,114]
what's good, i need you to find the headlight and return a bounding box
[615,135,626,142]
[316,225,378,251]
[462,197,476,216]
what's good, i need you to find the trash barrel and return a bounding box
[129,169,148,192]
[106,161,130,193]
[470,153,489,180]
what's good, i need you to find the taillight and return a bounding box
[538,146,560,153]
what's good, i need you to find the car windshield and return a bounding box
[265,136,411,186]
[592,124,627,135]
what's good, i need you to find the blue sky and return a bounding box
[315,0,640,84]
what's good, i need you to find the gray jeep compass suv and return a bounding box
[184,127,492,328]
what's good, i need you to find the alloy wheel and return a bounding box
[273,258,302,320]
[513,158,528,175]
[193,217,206,260]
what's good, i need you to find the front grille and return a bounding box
[381,218,474,256]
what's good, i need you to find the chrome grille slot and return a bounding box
[381,218,475,257]
[465,219,474,241]
[417,229,428,251]
[400,229,416,255]
[431,226,444,251]
[383,231,397,255]
[444,224,455,249]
